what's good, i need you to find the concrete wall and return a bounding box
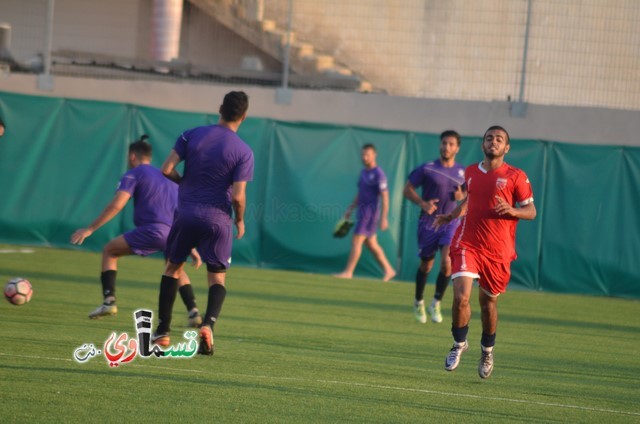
[0,0,278,70]
[263,0,640,110]
[180,2,281,71]
[2,0,638,110]
[1,74,638,147]
[1,0,142,60]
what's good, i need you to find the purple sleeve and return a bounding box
[407,165,423,188]
[116,170,137,195]
[233,149,254,182]
[173,131,190,159]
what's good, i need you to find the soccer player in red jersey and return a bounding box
[434,125,536,378]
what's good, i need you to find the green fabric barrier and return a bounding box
[1,91,638,298]
[540,144,640,296]
[261,123,408,276]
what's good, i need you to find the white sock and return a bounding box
[430,298,440,308]
[414,299,424,307]
[481,344,494,353]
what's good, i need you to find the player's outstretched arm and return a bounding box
[70,191,131,245]
[161,149,183,183]
[434,197,468,229]
[231,181,247,239]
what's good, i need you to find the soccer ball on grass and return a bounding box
[4,278,33,305]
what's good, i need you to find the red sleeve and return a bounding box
[514,170,533,205]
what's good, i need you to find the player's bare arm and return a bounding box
[70,191,131,245]
[380,190,390,231]
[434,196,468,230]
[189,248,202,269]
[344,194,358,219]
[403,181,439,215]
[231,181,247,239]
[161,149,183,183]
[494,196,537,220]
[453,185,466,201]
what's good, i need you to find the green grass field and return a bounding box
[1,244,639,423]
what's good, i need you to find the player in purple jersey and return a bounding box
[403,130,465,324]
[334,144,396,282]
[151,91,254,355]
[71,136,202,324]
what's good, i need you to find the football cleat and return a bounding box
[188,309,202,328]
[151,332,170,347]
[414,302,427,324]
[198,326,214,356]
[445,341,468,371]
[88,303,117,319]
[428,302,443,324]
[478,350,494,379]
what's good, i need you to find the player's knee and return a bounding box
[440,261,452,275]
[453,292,470,309]
[103,245,120,259]
[419,257,434,272]
[164,260,184,276]
[352,235,365,247]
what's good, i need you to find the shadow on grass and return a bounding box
[0,267,157,291]
[231,290,406,313]
[501,312,638,335]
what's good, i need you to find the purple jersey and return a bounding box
[357,166,388,212]
[408,160,465,224]
[174,125,254,216]
[117,164,177,227]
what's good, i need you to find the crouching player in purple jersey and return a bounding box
[70,136,202,325]
[151,91,254,355]
[403,130,465,324]
[334,144,396,282]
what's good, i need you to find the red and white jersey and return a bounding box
[452,162,534,263]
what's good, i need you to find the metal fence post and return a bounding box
[37,0,55,90]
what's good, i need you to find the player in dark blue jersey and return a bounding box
[71,136,201,325]
[403,130,465,324]
[152,91,254,355]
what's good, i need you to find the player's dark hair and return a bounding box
[0,117,4,128]
[129,134,152,158]
[220,91,249,122]
[362,143,376,152]
[440,130,461,146]
[484,125,510,144]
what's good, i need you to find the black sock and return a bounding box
[481,332,497,349]
[434,272,451,301]
[451,324,469,344]
[157,275,179,334]
[203,284,227,330]
[179,284,197,312]
[415,269,427,302]
[101,270,117,303]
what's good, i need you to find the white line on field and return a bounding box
[0,249,35,254]
[1,352,638,417]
